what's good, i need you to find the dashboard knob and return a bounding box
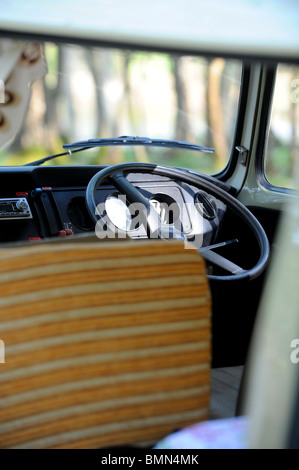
[194,191,217,220]
[16,200,28,212]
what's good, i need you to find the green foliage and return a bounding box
[266,144,296,189]
[44,43,59,89]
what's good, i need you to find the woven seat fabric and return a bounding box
[0,239,211,448]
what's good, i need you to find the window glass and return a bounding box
[265,64,299,189]
[0,40,242,173]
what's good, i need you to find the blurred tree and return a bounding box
[42,45,62,150]
[85,48,110,138]
[290,66,298,177]
[208,58,228,168]
[204,57,213,148]
[172,55,191,142]
[120,51,148,162]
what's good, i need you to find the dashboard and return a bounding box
[0,165,227,248]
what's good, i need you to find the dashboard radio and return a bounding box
[0,198,32,220]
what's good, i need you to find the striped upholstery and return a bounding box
[0,239,211,449]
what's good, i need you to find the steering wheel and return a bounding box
[86,163,270,282]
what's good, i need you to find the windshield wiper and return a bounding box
[64,136,215,153]
[25,136,214,166]
[24,146,93,166]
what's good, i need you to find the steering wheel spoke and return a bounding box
[111,171,150,208]
[105,169,163,238]
[200,249,245,275]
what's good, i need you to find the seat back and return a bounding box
[0,239,211,448]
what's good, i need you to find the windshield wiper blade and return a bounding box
[63,136,215,154]
[25,136,214,166]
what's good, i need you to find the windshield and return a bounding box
[0,39,242,173]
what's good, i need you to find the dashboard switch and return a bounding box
[16,200,28,211]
